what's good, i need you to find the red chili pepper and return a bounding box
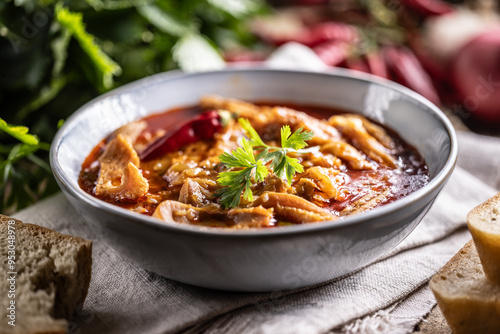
[224,50,268,63]
[399,0,454,17]
[365,51,389,79]
[140,110,223,161]
[408,35,458,104]
[383,45,441,106]
[292,0,330,5]
[345,56,370,74]
[408,34,447,82]
[298,22,359,48]
[341,52,389,79]
[313,40,348,67]
[269,22,358,48]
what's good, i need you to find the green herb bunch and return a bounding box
[0,0,268,213]
[0,119,53,213]
[216,118,317,208]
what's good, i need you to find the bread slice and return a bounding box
[467,192,500,285]
[0,215,92,334]
[429,240,500,334]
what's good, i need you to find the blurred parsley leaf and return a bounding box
[137,4,192,36]
[0,0,268,213]
[207,0,262,18]
[86,0,155,11]
[173,32,225,72]
[55,4,122,89]
[0,118,39,145]
[0,118,51,214]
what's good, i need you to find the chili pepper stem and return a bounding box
[218,110,235,127]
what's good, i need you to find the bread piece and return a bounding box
[467,192,500,285]
[0,215,92,334]
[429,240,500,334]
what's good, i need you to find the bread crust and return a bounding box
[467,192,500,285]
[0,215,92,334]
[430,240,500,334]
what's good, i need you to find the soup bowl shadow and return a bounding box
[51,67,457,291]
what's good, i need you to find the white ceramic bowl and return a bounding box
[51,67,457,291]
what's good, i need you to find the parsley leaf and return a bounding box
[216,168,254,208]
[216,137,269,208]
[281,125,314,150]
[219,137,257,167]
[238,118,267,148]
[216,119,316,208]
[55,5,122,90]
[0,119,39,145]
[270,152,305,184]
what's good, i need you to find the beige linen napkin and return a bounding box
[13,130,499,334]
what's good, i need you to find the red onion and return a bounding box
[451,29,500,123]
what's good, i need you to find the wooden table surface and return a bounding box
[415,306,452,333]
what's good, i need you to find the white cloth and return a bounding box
[170,162,498,334]
[12,44,500,333]
[13,134,499,334]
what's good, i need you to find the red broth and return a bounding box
[79,102,428,225]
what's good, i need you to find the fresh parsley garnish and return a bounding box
[215,118,317,209]
[216,137,269,208]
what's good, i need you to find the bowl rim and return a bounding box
[50,66,457,238]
